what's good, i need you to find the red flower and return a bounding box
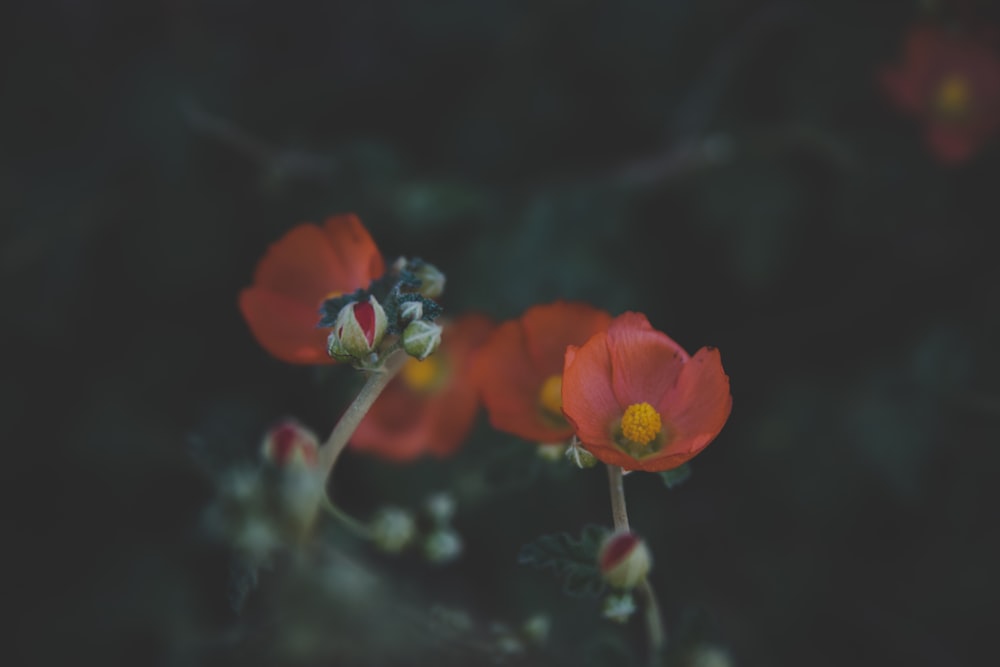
[473,301,613,443]
[238,214,385,364]
[350,314,494,462]
[562,312,731,472]
[880,24,1000,163]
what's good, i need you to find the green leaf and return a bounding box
[517,524,609,597]
[659,463,692,489]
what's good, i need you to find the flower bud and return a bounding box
[598,531,652,590]
[423,528,463,564]
[328,296,387,360]
[413,261,446,299]
[261,420,319,469]
[424,492,456,525]
[370,507,416,553]
[402,319,442,361]
[565,440,598,468]
[537,442,567,462]
[399,299,424,324]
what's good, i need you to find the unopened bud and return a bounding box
[423,528,463,564]
[424,492,456,525]
[399,299,424,324]
[402,319,442,361]
[261,420,319,469]
[566,441,598,468]
[370,507,416,553]
[413,261,446,299]
[327,295,388,360]
[598,531,652,590]
[537,442,567,462]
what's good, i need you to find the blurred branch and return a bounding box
[179,98,339,187]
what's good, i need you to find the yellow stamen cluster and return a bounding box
[538,374,564,418]
[402,356,442,392]
[620,402,662,446]
[935,75,970,117]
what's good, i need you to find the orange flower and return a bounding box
[562,312,731,472]
[474,301,612,443]
[350,314,494,462]
[880,24,1000,163]
[239,214,385,364]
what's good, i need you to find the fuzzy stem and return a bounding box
[605,464,667,666]
[606,464,631,531]
[318,347,408,476]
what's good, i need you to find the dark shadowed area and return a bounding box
[4,1,999,665]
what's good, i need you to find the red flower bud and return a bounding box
[261,419,319,468]
[598,530,652,590]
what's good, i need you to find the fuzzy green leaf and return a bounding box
[518,524,609,597]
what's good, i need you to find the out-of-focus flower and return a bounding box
[562,312,731,473]
[473,301,612,443]
[598,531,652,590]
[350,315,494,461]
[370,507,417,553]
[239,214,384,364]
[880,24,1000,163]
[261,419,319,468]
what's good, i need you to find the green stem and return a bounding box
[605,464,667,666]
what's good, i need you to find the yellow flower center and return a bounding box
[538,374,563,418]
[402,356,443,392]
[620,402,662,446]
[935,75,970,117]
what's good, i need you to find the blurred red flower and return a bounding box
[562,312,731,473]
[239,214,385,364]
[880,24,1000,163]
[473,301,612,443]
[350,314,494,462]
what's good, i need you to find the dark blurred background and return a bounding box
[4,0,1000,665]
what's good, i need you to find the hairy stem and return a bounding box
[605,464,667,666]
[606,464,630,531]
[318,346,408,499]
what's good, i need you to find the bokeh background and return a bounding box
[5,0,1000,665]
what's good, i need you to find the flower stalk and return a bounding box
[318,347,410,481]
[606,464,667,666]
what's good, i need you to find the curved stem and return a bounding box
[318,347,408,477]
[637,580,667,663]
[320,494,374,539]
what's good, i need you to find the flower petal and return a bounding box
[475,319,571,442]
[658,346,732,460]
[561,333,620,449]
[607,312,688,408]
[521,301,612,375]
[351,381,436,462]
[238,287,333,365]
[252,224,345,306]
[321,213,385,291]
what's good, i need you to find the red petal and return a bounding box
[351,315,494,461]
[925,123,978,163]
[239,287,333,365]
[521,301,612,375]
[561,332,620,449]
[475,318,572,442]
[353,300,376,345]
[607,312,688,408]
[252,224,345,306]
[321,213,385,290]
[657,346,732,460]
